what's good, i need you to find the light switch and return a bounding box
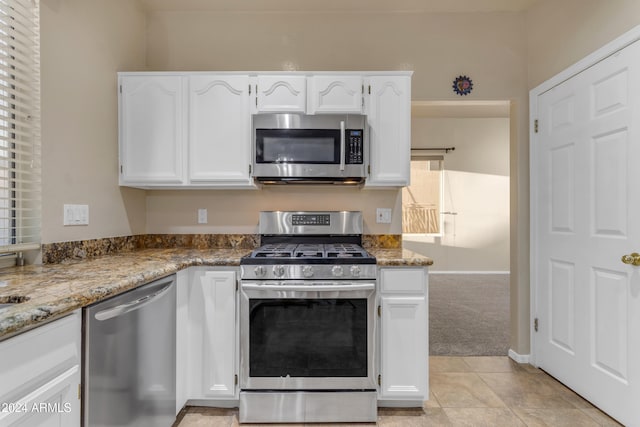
[64,204,89,226]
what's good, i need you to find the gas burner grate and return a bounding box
[244,242,374,264]
[294,244,325,258]
[251,243,297,258]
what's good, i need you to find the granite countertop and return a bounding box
[368,247,434,267]
[0,246,433,341]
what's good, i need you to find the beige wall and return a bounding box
[39,6,531,240]
[40,0,148,244]
[526,0,640,88]
[147,188,401,234]
[144,11,529,237]
[405,118,510,272]
[147,11,528,100]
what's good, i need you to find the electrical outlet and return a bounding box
[376,208,392,224]
[198,208,208,224]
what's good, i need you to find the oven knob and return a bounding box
[302,266,314,278]
[254,266,266,277]
[350,266,361,277]
[331,265,344,277]
[273,265,286,278]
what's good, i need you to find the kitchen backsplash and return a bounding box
[42,234,402,264]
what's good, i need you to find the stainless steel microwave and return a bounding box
[252,114,367,184]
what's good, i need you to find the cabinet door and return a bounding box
[379,295,428,400]
[256,75,306,113]
[189,269,237,399]
[189,75,253,185]
[0,311,81,427]
[308,75,363,114]
[365,76,411,187]
[0,367,81,427]
[119,75,186,185]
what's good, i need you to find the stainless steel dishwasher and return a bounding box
[83,274,176,427]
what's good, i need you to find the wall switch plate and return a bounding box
[376,208,392,224]
[198,208,208,224]
[64,204,89,226]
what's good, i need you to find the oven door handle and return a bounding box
[242,283,375,292]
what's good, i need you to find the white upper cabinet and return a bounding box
[118,71,412,189]
[307,75,363,114]
[119,75,186,186]
[189,75,253,186]
[364,76,411,187]
[256,75,307,113]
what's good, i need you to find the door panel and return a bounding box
[592,129,627,236]
[549,259,575,354]
[592,268,628,382]
[535,39,640,427]
[550,143,575,233]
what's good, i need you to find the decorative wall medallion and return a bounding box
[452,75,473,96]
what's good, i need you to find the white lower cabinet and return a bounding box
[0,311,81,427]
[378,267,428,405]
[179,267,238,405]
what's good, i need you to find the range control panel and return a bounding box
[291,214,331,226]
[345,129,364,164]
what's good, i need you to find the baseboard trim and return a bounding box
[508,349,530,364]
[429,271,510,275]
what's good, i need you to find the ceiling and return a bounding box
[140,0,542,13]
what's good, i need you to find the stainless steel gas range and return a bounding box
[239,211,377,423]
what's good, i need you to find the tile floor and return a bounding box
[174,356,622,426]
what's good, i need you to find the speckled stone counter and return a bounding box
[368,247,434,267]
[0,248,248,341]
[0,245,432,341]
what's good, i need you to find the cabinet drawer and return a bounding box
[0,311,81,402]
[379,268,426,294]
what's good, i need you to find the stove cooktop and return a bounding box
[242,243,376,265]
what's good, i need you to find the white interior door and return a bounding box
[534,39,640,427]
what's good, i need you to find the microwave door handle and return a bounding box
[340,121,346,171]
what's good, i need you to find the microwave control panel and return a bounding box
[345,129,364,164]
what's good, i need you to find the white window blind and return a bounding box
[0,0,40,254]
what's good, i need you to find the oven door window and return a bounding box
[255,129,340,164]
[249,298,368,377]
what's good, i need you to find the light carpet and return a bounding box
[429,273,510,356]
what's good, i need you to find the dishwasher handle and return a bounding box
[94,279,173,321]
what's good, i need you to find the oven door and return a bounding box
[240,281,376,391]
